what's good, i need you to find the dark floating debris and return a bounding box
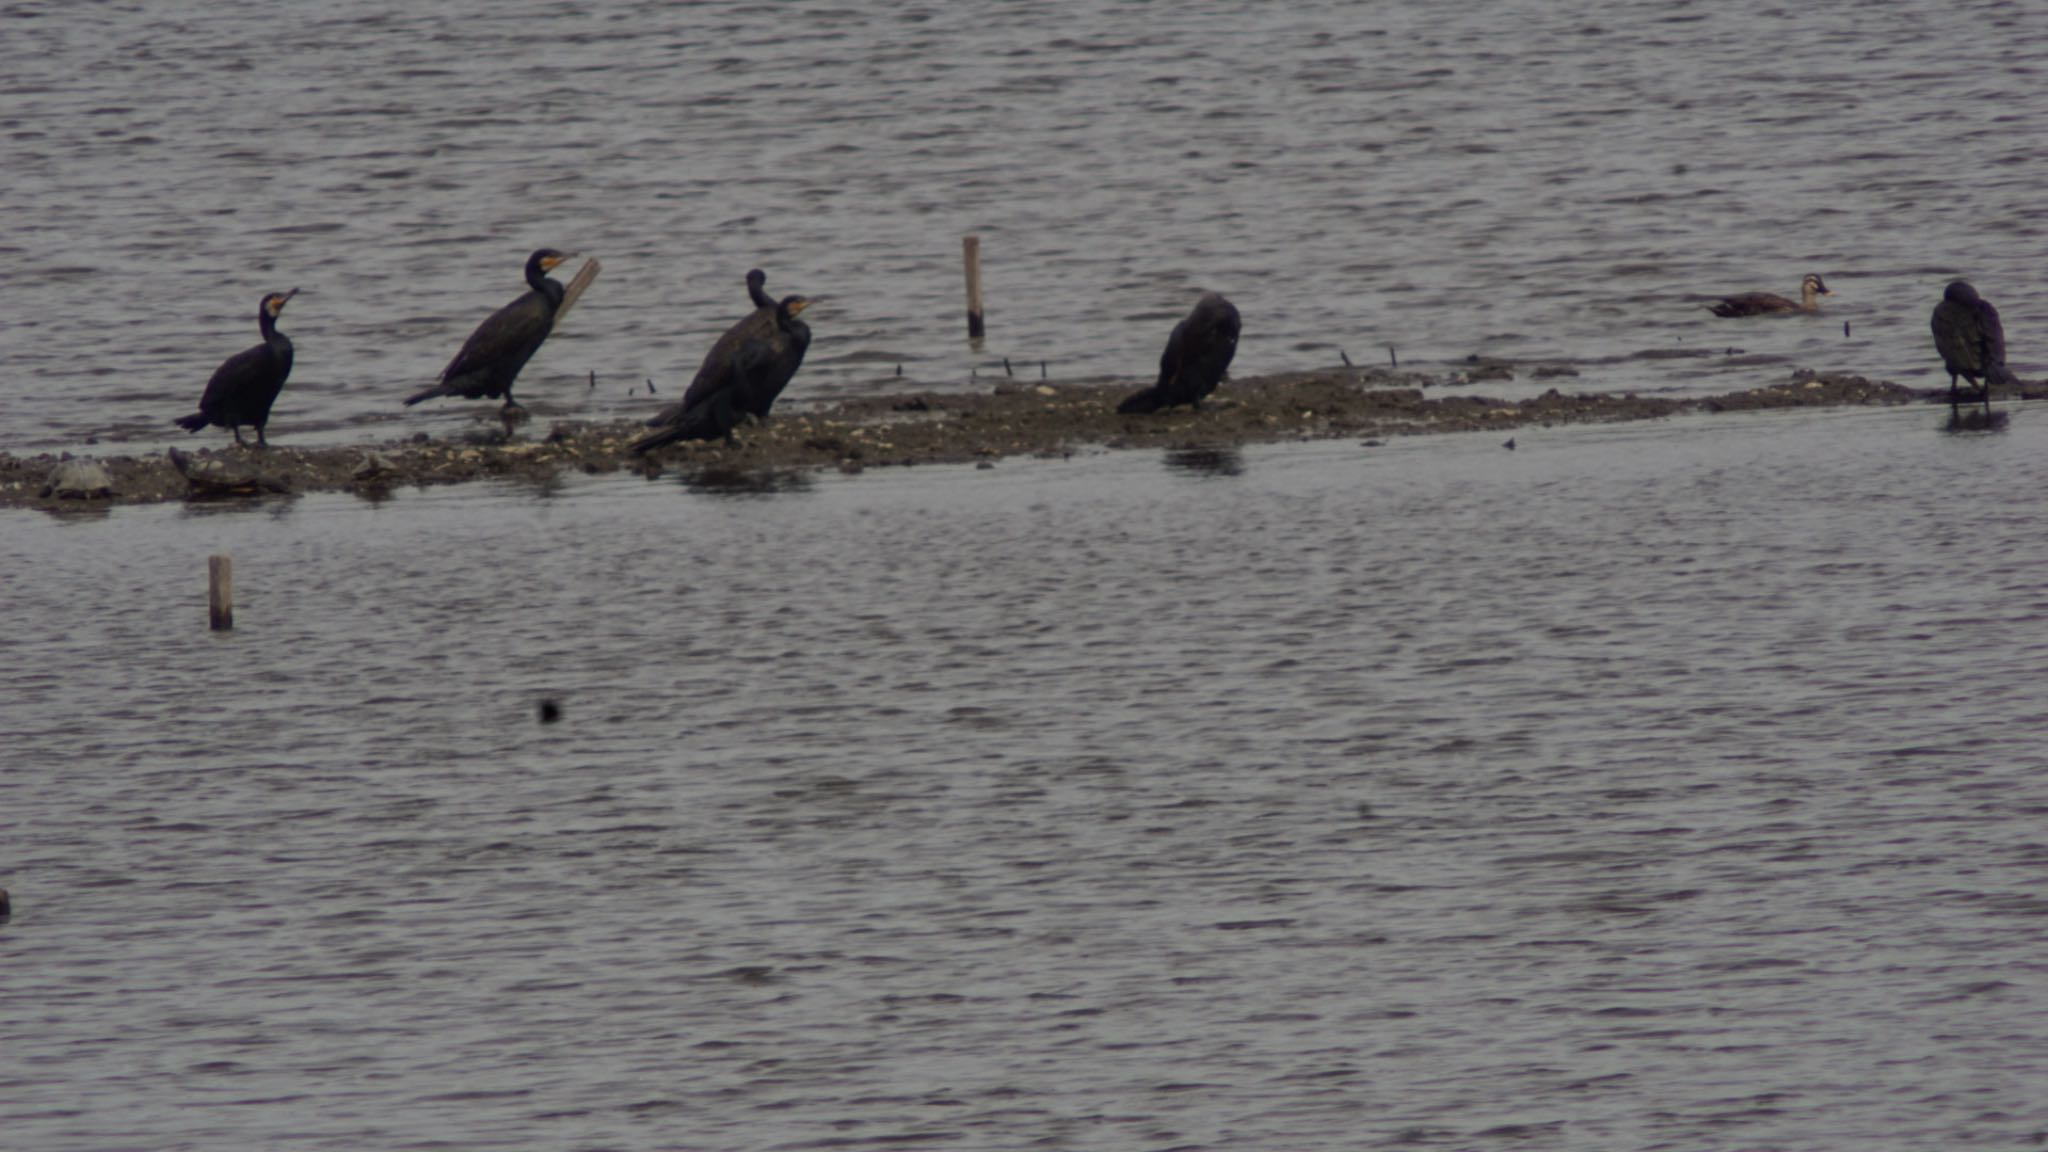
[539,699,562,724]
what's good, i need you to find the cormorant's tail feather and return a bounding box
[174,412,209,433]
[630,424,684,455]
[632,402,728,455]
[402,383,446,407]
[1117,388,1167,415]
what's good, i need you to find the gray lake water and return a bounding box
[8,3,2048,1149]
[6,406,2048,1150]
[2,0,2044,452]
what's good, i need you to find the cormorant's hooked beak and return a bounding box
[788,296,817,316]
[272,287,301,315]
[542,251,580,272]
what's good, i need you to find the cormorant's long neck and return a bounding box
[749,272,774,310]
[258,304,279,342]
[527,256,565,308]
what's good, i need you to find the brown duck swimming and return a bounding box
[1708,273,1831,317]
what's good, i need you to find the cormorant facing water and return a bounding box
[1708,273,1831,317]
[633,273,813,454]
[1931,280,2015,415]
[1117,292,1241,414]
[405,248,574,409]
[175,289,299,447]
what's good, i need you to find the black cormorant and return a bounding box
[1117,293,1241,414]
[1708,273,1831,317]
[1931,280,2015,415]
[633,276,813,454]
[404,248,574,409]
[174,288,299,447]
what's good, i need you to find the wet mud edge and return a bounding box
[0,368,1976,510]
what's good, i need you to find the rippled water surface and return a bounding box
[2,1,2045,451]
[6,407,2048,1149]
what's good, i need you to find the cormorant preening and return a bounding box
[1931,280,2016,415]
[1708,273,1831,317]
[404,248,574,409]
[1117,292,1241,414]
[174,289,299,447]
[633,273,813,454]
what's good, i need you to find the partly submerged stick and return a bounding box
[555,257,602,322]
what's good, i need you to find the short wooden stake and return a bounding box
[962,235,985,339]
[208,554,233,631]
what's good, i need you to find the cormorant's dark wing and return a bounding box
[1156,317,1190,396]
[439,289,555,387]
[736,321,810,417]
[1932,299,1985,376]
[200,344,272,412]
[1198,297,1240,377]
[1977,298,2008,367]
[680,309,776,414]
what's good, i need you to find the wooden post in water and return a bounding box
[208,554,233,631]
[962,235,985,340]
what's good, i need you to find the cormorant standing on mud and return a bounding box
[404,249,574,411]
[1931,280,2015,416]
[1707,273,1831,317]
[633,272,813,454]
[174,289,299,447]
[1118,293,1241,414]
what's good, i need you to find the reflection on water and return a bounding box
[5,410,2048,1150]
[1945,408,2010,434]
[1162,445,1246,478]
[675,467,817,497]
